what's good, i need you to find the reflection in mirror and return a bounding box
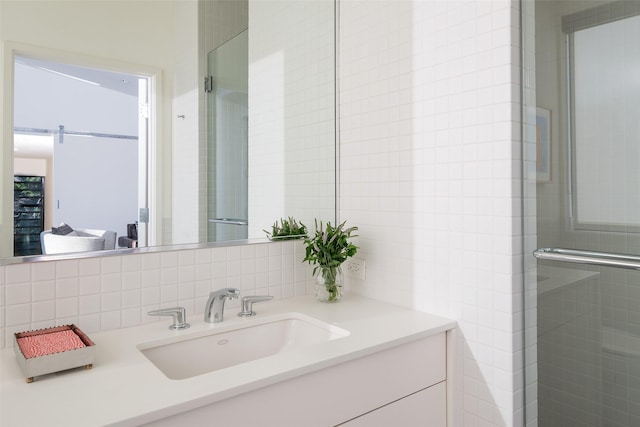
[12,57,147,256]
[247,0,336,238]
[0,0,336,261]
[208,30,249,243]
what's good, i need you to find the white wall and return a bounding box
[172,0,202,245]
[13,159,47,181]
[339,1,522,426]
[53,135,138,239]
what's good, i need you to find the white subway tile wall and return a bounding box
[339,1,522,426]
[0,240,313,349]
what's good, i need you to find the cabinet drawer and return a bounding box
[338,382,446,427]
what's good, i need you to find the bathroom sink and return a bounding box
[137,313,349,380]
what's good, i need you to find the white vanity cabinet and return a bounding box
[143,332,447,427]
[1,296,456,426]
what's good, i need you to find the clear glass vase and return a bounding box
[314,265,344,302]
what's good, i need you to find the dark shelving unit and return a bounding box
[14,176,45,256]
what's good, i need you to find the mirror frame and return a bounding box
[0,0,338,265]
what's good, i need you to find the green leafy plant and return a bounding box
[264,217,307,240]
[303,220,358,301]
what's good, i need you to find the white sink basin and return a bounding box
[137,313,349,380]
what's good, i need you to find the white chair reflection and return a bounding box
[40,229,116,255]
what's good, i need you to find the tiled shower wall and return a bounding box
[0,240,312,349]
[338,1,523,426]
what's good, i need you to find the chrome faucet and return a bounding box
[204,288,240,323]
[147,306,190,330]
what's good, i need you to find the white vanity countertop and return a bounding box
[0,295,456,427]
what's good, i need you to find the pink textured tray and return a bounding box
[17,327,87,358]
[14,325,95,383]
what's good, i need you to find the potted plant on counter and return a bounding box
[264,217,307,240]
[303,220,358,302]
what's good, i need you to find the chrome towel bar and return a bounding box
[208,218,248,226]
[533,247,640,271]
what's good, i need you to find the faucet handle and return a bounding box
[238,295,274,317]
[148,306,190,330]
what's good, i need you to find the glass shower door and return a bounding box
[524,2,640,426]
[206,30,249,242]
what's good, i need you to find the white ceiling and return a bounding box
[16,56,139,97]
[14,57,141,159]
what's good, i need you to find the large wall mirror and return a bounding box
[0,0,336,262]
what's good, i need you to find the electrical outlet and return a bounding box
[345,258,366,280]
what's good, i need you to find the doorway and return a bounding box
[12,55,151,255]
